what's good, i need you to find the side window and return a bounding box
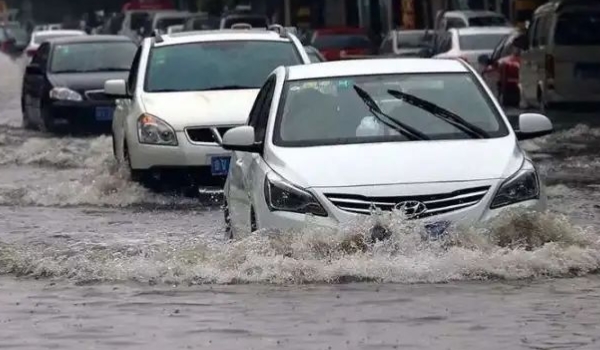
[436,32,452,53]
[247,77,273,129]
[127,46,143,95]
[529,18,540,48]
[251,76,276,142]
[490,37,507,61]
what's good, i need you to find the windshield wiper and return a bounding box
[387,89,490,139]
[353,85,429,141]
[200,85,256,91]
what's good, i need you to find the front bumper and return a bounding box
[255,179,547,234]
[48,100,115,131]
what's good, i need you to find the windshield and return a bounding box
[554,12,600,46]
[274,73,508,146]
[50,42,137,73]
[468,16,509,26]
[144,41,301,92]
[34,33,82,44]
[222,16,268,28]
[458,33,509,51]
[395,32,428,49]
[312,34,372,50]
[155,17,187,31]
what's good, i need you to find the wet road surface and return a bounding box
[1,52,600,349]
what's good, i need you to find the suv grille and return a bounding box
[186,127,235,143]
[325,186,490,219]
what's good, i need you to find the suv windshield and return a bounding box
[50,42,137,73]
[468,16,509,26]
[312,34,372,50]
[554,12,600,46]
[459,33,509,51]
[144,41,301,92]
[274,73,508,146]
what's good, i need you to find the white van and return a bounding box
[517,0,600,110]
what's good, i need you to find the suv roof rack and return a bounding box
[268,24,290,39]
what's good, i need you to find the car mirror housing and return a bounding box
[104,79,129,98]
[516,113,553,140]
[221,126,260,152]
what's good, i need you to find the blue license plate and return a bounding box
[424,221,451,239]
[210,156,230,176]
[95,106,114,121]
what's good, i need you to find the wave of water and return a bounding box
[0,210,598,285]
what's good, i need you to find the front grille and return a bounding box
[185,126,235,143]
[84,90,112,101]
[325,186,490,219]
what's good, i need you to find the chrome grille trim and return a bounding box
[185,125,238,145]
[325,186,490,218]
[84,89,110,101]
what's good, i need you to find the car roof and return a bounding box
[444,10,505,18]
[47,35,134,45]
[453,27,516,35]
[286,58,468,81]
[155,29,291,46]
[34,30,85,37]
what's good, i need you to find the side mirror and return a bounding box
[478,54,491,66]
[515,113,553,140]
[513,34,529,51]
[104,79,129,98]
[26,63,42,75]
[221,126,260,152]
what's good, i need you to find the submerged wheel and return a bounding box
[123,141,146,183]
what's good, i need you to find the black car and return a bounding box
[21,35,137,133]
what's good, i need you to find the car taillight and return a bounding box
[545,54,555,79]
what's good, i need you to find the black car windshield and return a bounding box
[312,34,372,50]
[144,41,301,92]
[554,12,600,46]
[50,42,137,73]
[155,17,187,31]
[468,16,509,26]
[274,73,508,146]
[395,32,428,48]
[459,33,509,50]
[34,32,82,44]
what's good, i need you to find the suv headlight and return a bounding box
[490,162,540,209]
[137,113,178,146]
[49,87,82,101]
[264,172,328,217]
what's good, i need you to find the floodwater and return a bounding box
[1,52,600,350]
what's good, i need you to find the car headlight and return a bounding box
[264,172,328,217]
[49,87,82,101]
[490,163,540,209]
[137,113,178,146]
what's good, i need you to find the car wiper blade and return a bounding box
[387,89,490,139]
[353,85,429,141]
[200,85,256,91]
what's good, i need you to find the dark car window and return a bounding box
[32,43,50,67]
[155,17,187,31]
[395,32,427,49]
[468,16,509,27]
[312,34,372,50]
[222,16,269,28]
[145,41,301,92]
[130,12,150,30]
[554,12,600,46]
[458,33,509,51]
[50,41,137,73]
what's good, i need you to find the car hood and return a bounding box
[48,71,129,92]
[267,137,523,188]
[140,89,259,130]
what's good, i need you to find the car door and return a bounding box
[26,43,50,124]
[113,45,142,162]
[227,76,276,234]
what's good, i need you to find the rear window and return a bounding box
[458,33,509,51]
[468,16,509,26]
[554,12,600,46]
[312,34,372,50]
[395,32,428,49]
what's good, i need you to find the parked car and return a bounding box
[515,0,600,111]
[220,58,554,239]
[25,29,86,58]
[379,29,433,57]
[431,27,515,70]
[437,10,510,30]
[304,45,325,62]
[479,30,523,107]
[21,35,137,132]
[309,27,375,61]
[104,29,311,186]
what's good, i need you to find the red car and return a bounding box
[480,31,522,107]
[309,27,374,61]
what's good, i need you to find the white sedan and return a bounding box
[25,29,86,58]
[104,29,310,186]
[221,58,554,239]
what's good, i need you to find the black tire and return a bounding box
[39,108,58,133]
[223,201,233,240]
[21,99,36,130]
